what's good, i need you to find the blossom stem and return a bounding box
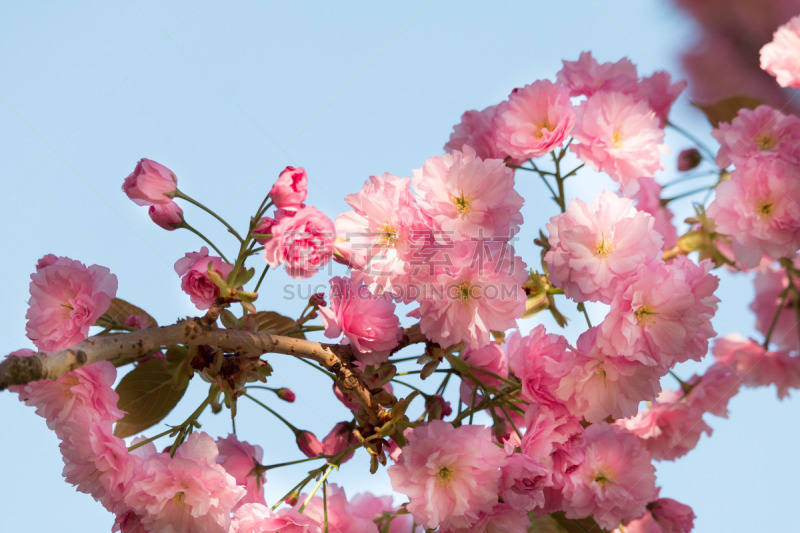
[253,265,270,292]
[244,392,300,433]
[180,221,230,262]
[168,385,216,457]
[126,426,177,452]
[174,190,244,243]
[763,285,791,349]
[299,464,337,513]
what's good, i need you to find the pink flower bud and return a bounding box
[122,158,177,206]
[310,292,326,307]
[295,430,324,458]
[253,216,277,244]
[174,247,235,310]
[276,387,295,402]
[270,166,308,211]
[322,422,357,463]
[148,201,183,230]
[677,148,702,171]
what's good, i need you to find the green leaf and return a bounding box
[95,298,157,329]
[692,95,766,128]
[250,311,305,339]
[113,359,188,438]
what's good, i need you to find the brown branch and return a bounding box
[0,319,425,424]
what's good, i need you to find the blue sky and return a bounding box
[0,2,795,531]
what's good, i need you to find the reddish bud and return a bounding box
[310,292,326,307]
[276,387,295,402]
[677,148,702,171]
[295,430,325,458]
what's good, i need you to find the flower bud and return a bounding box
[677,148,702,171]
[295,430,324,458]
[276,387,295,402]
[270,166,308,211]
[253,216,277,244]
[148,201,183,231]
[122,158,177,206]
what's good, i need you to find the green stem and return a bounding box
[127,426,176,452]
[174,190,244,243]
[244,392,300,433]
[299,465,336,513]
[180,221,230,262]
[169,385,216,457]
[763,285,791,349]
[253,265,270,292]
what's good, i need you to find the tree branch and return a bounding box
[0,318,426,424]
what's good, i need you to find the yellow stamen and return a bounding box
[375,221,398,247]
[758,201,774,217]
[437,466,454,486]
[451,190,473,216]
[534,119,553,139]
[755,134,776,151]
[594,233,614,257]
[635,305,657,327]
[594,467,615,487]
[612,128,625,149]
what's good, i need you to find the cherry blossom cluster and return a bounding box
[9,21,800,533]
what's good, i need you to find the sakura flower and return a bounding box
[623,496,696,533]
[563,423,657,530]
[706,158,800,267]
[411,146,524,240]
[499,450,549,511]
[617,389,712,461]
[750,264,800,352]
[174,246,235,310]
[760,14,800,89]
[634,71,687,127]
[349,492,419,533]
[557,52,639,97]
[216,434,266,510]
[713,334,800,399]
[297,484,378,533]
[122,158,177,206]
[445,104,510,161]
[387,421,506,530]
[263,205,335,279]
[598,257,719,368]
[412,240,527,349]
[270,166,308,211]
[571,90,666,185]
[458,342,508,405]
[545,190,664,303]
[25,254,118,353]
[318,276,402,364]
[334,173,429,298]
[506,326,571,409]
[712,105,800,168]
[321,421,357,463]
[684,364,741,418]
[125,432,245,533]
[622,177,679,250]
[230,503,320,533]
[494,80,576,160]
[556,327,662,423]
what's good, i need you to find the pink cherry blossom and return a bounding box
[557,52,639,97]
[125,432,245,533]
[571,90,666,185]
[556,327,662,423]
[148,201,184,230]
[445,104,510,162]
[750,264,799,352]
[122,158,178,206]
[297,484,379,533]
[712,105,800,168]
[262,205,335,279]
[620,496,696,533]
[411,146,524,240]
[706,158,800,267]
[26,254,118,353]
[622,177,679,250]
[760,14,800,89]
[412,240,527,349]
[270,166,308,211]
[598,257,719,368]
[713,334,800,399]
[253,216,278,244]
[494,80,576,160]
[216,434,266,510]
[545,190,664,303]
[506,326,571,409]
[498,450,549,511]
[458,342,508,405]
[617,389,712,461]
[334,173,430,298]
[174,246,235,310]
[318,276,402,364]
[388,421,506,530]
[635,71,687,127]
[295,430,325,458]
[563,423,657,530]
[349,492,420,533]
[230,504,320,533]
[321,421,357,463]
